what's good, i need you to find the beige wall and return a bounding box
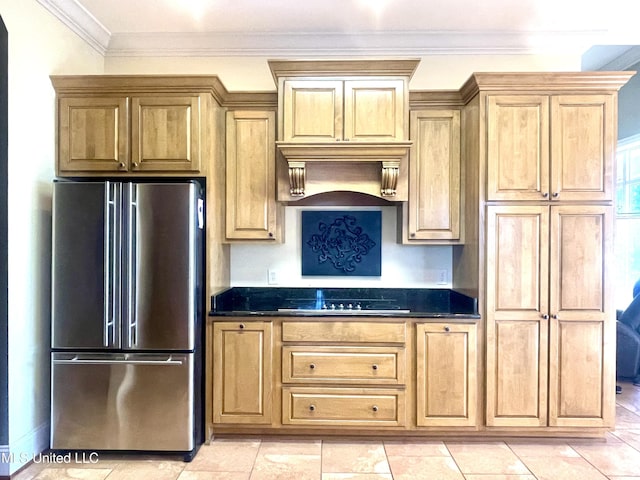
[105,53,582,90]
[0,0,103,474]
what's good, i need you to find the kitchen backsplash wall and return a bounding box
[230,205,452,287]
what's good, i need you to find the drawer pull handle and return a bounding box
[309,405,316,411]
[239,323,245,329]
[372,405,379,412]
[372,364,378,370]
[309,363,316,370]
[444,326,451,332]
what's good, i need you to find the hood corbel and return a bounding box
[277,141,411,200]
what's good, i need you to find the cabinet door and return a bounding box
[548,205,614,427]
[58,97,129,174]
[416,323,477,427]
[281,80,343,142]
[550,95,615,201]
[486,95,550,201]
[131,95,201,172]
[485,206,549,427]
[225,110,278,241]
[213,321,273,424]
[343,80,405,141]
[405,109,460,242]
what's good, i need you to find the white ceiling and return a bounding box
[38,0,640,68]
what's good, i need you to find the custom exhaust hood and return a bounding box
[269,59,419,202]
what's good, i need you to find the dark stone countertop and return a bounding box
[209,287,479,319]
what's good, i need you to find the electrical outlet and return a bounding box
[267,269,278,285]
[437,269,448,285]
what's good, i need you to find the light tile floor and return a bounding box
[11,381,640,480]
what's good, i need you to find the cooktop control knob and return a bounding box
[347,303,353,310]
[338,303,344,310]
[355,303,362,310]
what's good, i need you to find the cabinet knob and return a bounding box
[542,192,549,198]
[132,162,139,168]
[372,405,379,412]
[309,405,316,411]
[552,192,559,198]
[309,363,316,370]
[444,326,451,332]
[239,323,245,329]
[541,314,549,320]
[372,364,378,370]
[551,314,558,319]
[268,232,274,238]
[410,233,416,238]
[118,162,126,169]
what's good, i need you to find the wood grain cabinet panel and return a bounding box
[282,321,406,344]
[57,91,206,175]
[131,95,201,172]
[282,346,405,385]
[486,94,614,202]
[402,109,461,243]
[282,387,405,426]
[281,79,405,142]
[213,321,273,424]
[58,97,129,173]
[548,205,614,428]
[485,205,614,428]
[486,95,550,201]
[416,323,477,427]
[225,110,279,241]
[485,205,550,427]
[550,95,614,202]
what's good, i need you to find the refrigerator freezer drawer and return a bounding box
[51,352,194,452]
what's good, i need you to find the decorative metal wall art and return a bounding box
[301,210,381,276]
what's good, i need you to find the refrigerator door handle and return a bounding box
[126,184,138,348]
[52,355,184,366]
[103,181,118,348]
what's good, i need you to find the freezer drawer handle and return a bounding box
[53,355,184,366]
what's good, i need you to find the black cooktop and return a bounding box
[210,287,478,317]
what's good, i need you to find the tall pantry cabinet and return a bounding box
[456,72,634,432]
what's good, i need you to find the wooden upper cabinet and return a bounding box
[281,79,405,142]
[282,80,343,142]
[225,110,279,242]
[550,95,615,202]
[403,109,461,243]
[58,97,129,174]
[486,94,615,202]
[486,95,549,201]
[52,76,222,176]
[343,80,405,141]
[131,95,201,173]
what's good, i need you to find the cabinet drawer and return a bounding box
[282,321,406,344]
[282,387,405,426]
[282,346,405,385]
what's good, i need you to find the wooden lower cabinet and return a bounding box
[210,315,610,435]
[212,321,273,424]
[416,323,477,427]
[282,387,405,426]
[485,205,614,428]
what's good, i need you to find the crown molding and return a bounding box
[104,30,599,58]
[36,0,110,55]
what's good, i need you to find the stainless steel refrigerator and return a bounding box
[50,180,204,461]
